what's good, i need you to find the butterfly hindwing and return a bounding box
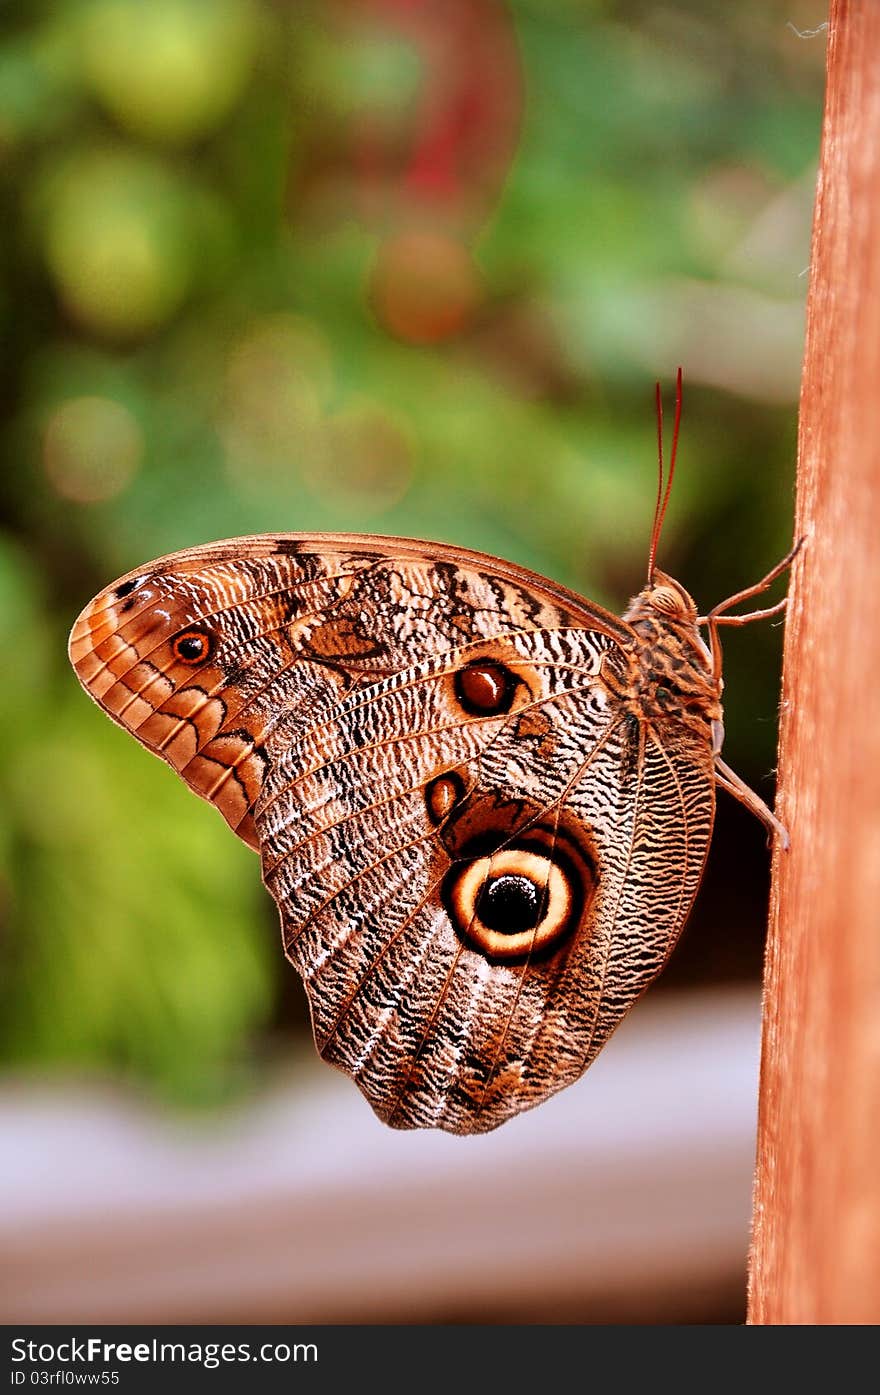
[262,632,713,1132]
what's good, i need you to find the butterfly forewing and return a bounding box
[69,533,716,1134]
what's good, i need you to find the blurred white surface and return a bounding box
[1,988,761,1323]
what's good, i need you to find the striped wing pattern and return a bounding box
[69,534,716,1134]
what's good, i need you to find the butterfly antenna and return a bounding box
[646,367,682,585]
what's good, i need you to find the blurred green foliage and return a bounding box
[0,0,825,1104]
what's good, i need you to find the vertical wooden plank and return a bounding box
[748,0,880,1324]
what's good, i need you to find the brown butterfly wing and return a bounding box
[69,534,627,848]
[69,533,714,1133]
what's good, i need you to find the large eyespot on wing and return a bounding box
[442,829,596,963]
[69,532,634,853]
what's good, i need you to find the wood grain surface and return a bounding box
[748,0,880,1325]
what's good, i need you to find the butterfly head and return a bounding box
[624,569,699,627]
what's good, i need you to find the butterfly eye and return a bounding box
[444,845,592,962]
[650,585,683,615]
[171,629,215,665]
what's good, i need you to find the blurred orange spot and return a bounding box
[220,314,333,483]
[369,230,481,344]
[302,397,412,515]
[43,397,142,504]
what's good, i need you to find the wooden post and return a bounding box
[748,0,880,1324]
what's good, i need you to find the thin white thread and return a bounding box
[786,20,829,39]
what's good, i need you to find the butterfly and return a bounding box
[68,372,798,1134]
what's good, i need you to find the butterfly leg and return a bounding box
[714,755,790,851]
[710,596,787,627]
[699,538,804,682]
[702,537,803,622]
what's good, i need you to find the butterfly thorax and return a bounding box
[620,570,723,735]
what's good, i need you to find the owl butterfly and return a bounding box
[69,372,797,1134]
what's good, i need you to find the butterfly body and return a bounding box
[624,573,724,734]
